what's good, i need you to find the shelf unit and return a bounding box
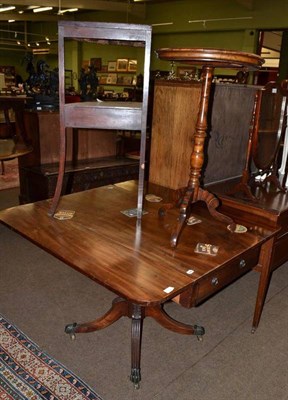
[0,66,15,88]
[49,21,152,217]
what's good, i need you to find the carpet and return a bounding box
[0,159,19,190]
[0,314,104,400]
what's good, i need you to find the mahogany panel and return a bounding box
[64,102,143,131]
[149,81,201,189]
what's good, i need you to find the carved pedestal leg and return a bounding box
[65,297,129,338]
[146,304,205,338]
[170,65,236,248]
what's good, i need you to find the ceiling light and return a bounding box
[0,6,16,12]
[8,20,15,23]
[188,16,253,23]
[58,8,78,14]
[36,42,40,46]
[33,48,50,55]
[18,10,24,14]
[33,7,53,13]
[151,22,173,27]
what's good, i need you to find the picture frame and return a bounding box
[116,58,128,72]
[99,76,107,84]
[107,61,117,72]
[107,73,117,84]
[128,59,137,72]
[90,58,102,71]
[123,76,132,85]
[117,76,124,85]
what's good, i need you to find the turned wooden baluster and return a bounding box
[171,65,235,247]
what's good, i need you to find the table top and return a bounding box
[0,95,30,103]
[0,181,277,305]
[156,48,264,70]
[0,144,33,161]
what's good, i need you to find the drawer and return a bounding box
[194,246,260,306]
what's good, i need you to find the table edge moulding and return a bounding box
[48,21,152,218]
[155,47,264,247]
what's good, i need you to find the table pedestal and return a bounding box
[65,297,205,388]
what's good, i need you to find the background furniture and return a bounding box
[251,80,288,189]
[49,21,152,217]
[0,96,32,175]
[18,110,141,203]
[230,80,288,199]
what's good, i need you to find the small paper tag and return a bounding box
[186,269,194,275]
[53,210,75,220]
[227,224,248,233]
[195,243,219,256]
[186,216,202,226]
[145,194,163,202]
[121,208,148,217]
[163,286,174,293]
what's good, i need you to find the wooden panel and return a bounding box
[64,102,142,130]
[21,110,117,167]
[149,81,201,189]
[149,81,258,189]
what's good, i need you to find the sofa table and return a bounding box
[0,181,278,387]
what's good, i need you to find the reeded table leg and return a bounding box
[130,304,144,389]
[64,298,205,387]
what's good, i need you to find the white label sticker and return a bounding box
[186,269,194,275]
[163,286,174,293]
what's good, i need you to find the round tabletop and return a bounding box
[0,145,33,161]
[156,48,264,70]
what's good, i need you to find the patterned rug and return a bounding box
[0,314,104,400]
[0,159,19,190]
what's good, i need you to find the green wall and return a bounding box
[2,0,288,81]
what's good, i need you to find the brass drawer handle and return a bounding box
[239,259,246,268]
[211,277,219,286]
